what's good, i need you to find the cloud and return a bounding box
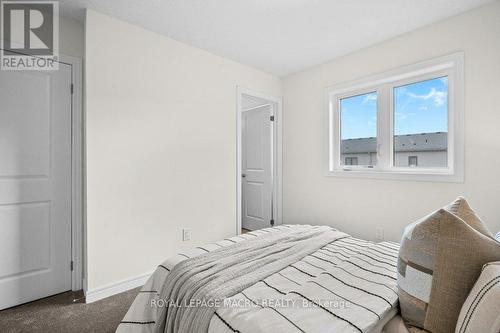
[395,112,408,120]
[362,93,377,104]
[418,106,428,111]
[407,88,447,106]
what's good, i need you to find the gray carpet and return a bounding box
[0,288,139,333]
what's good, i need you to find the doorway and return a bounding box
[0,55,82,309]
[237,88,282,234]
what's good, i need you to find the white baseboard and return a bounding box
[85,271,153,303]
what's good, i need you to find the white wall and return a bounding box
[282,1,500,242]
[84,10,281,291]
[60,16,84,59]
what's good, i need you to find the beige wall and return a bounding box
[282,1,500,242]
[85,10,281,291]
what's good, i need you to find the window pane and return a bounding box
[393,77,448,168]
[340,92,377,167]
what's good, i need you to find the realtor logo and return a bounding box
[1,0,59,70]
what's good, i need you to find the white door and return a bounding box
[242,105,273,231]
[0,63,73,309]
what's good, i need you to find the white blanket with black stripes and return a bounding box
[117,225,400,333]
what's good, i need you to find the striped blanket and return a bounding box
[117,225,400,333]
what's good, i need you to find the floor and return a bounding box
[2,232,256,332]
[0,288,139,333]
[241,228,251,234]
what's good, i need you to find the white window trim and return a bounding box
[325,52,464,182]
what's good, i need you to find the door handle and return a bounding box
[242,174,246,178]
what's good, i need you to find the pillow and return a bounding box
[495,231,500,242]
[397,197,500,333]
[455,262,500,333]
[444,197,493,238]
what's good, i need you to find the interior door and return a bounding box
[0,63,73,309]
[242,105,273,231]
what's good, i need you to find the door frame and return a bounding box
[236,86,283,235]
[59,54,84,292]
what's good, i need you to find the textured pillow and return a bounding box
[455,262,500,333]
[398,198,500,333]
[444,197,493,238]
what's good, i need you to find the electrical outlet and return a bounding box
[375,227,384,241]
[182,228,191,241]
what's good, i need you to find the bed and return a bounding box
[117,225,407,333]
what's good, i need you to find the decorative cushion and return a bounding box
[455,261,500,333]
[397,197,500,333]
[444,197,493,238]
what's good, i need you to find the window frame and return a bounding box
[325,52,464,182]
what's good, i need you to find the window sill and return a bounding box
[325,168,464,183]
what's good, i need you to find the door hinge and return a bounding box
[270,115,274,122]
[70,83,74,95]
[70,261,74,271]
[270,219,275,226]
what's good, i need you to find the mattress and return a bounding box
[117,225,401,333]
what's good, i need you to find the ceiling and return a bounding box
[60,0,494,76]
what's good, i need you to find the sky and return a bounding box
[340,77,448,140]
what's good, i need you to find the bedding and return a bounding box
[117,225,400,333]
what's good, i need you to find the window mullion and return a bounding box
[376,86,391,171]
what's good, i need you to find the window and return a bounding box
[408,156,418,167]
[340,92,377,167]
[393,77,448,168]
[345,157,358,166]
[326,53,464,182]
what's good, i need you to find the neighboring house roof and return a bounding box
[341,132,447,154]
